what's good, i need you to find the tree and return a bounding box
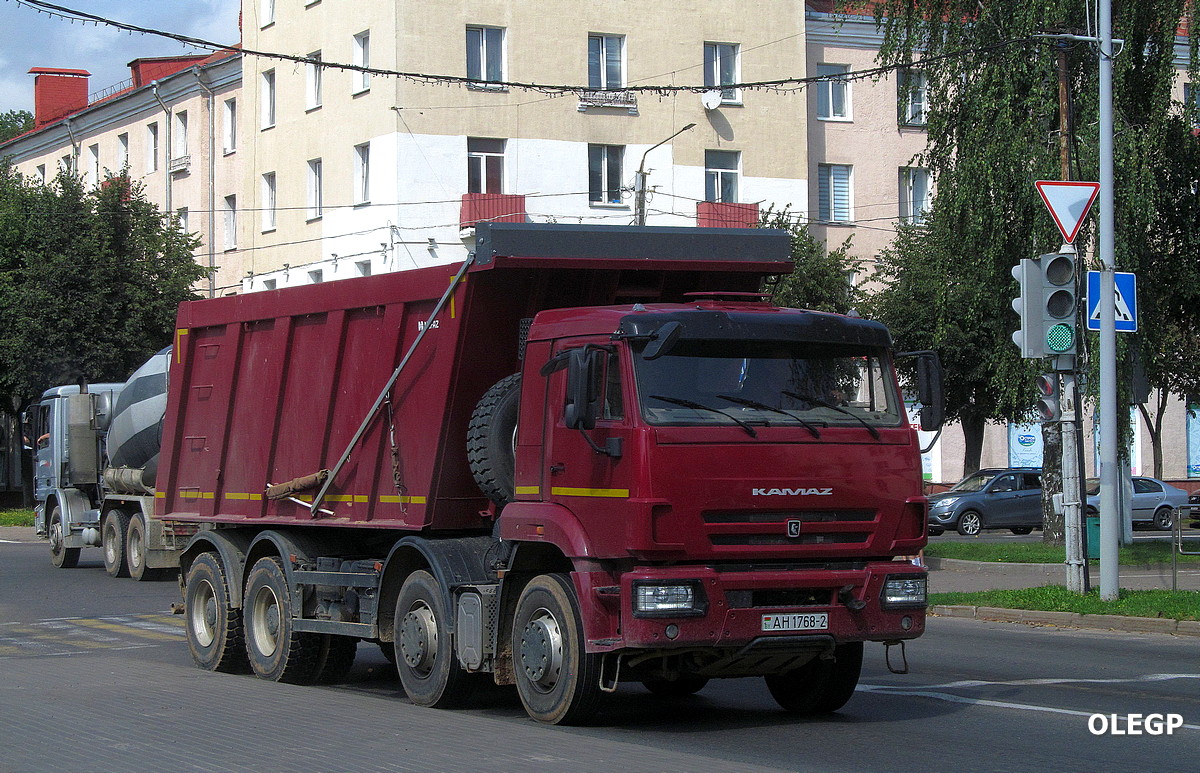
[761,206,858,315]
[0,110,34,144]
[860,0,1200,489]
[0,163,208,420]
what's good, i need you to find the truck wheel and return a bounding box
[467,374,521,506]
[126,514,155,581]
[244,556,323,684]
[765,641,863,715]
[102,509,131,578]
[48,507,80,569]
[513,573,603,725]
[395,570,476,708]
[185,552,249,673]
[641,676,710,697]
[315,636,358,684]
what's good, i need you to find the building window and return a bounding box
[261,70,276,129]
[816,64,851,120]
[899,167,931,225]
[354,143,370,204]
[353,31,371,93]
[176,207,189,233]
[588,34,624,90]
[467,137,504,194]
[259,0,274,26]
[705,150,739,203]
[117,133,129,169]
[146,122,159,171]
[36,164,46,184]
[60,154,74,175]
[306,52,323,110]
[588,144,624,205]
[817,163,852,223]
[307,158,323,219]
[87,143,99,187]
[173,110,188,159]
[223,195,237,251]
[466,25,505,87]
[704,42,739,103]
[898,69,927,127]
[356,260,372,277]
[261,172,277,231]
[223,98,237,153]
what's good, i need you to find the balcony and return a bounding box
[168,155,191,174]
[697,201,760,229]
[459,193,527,230]
[577,89,639,115]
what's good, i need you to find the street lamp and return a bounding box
[634,122,697,226]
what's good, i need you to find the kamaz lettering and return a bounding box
[752,487,834,496]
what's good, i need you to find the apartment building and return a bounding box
[237,0,809,290]
[0,52,243,295]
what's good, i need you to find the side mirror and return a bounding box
[642,321,682,361]
[914,351,945,432]
[564,348,603,430]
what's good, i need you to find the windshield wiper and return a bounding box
[716,394,820,438]
[649,395,758,438]
[782,390,881,440]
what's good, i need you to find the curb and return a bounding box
[930,604,1200,637]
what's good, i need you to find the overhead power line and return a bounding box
[11,0,1039,96]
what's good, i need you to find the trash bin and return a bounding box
[1085,515,1100,559]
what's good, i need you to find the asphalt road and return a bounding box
[1,535,1197,773]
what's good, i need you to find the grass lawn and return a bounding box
[929,585,1200,621]
[925,539,1200,565]
[0,509,35,527]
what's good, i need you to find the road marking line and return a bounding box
[71,618,178,641]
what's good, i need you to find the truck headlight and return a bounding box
[632,581,707,618]
[881,575,927,609]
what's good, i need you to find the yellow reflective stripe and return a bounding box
[551,487,629,498]
[175,329,188,362]
[154,492,165,499]
[178,491,214,500]
[325,495,370,503]
[514,486,540,496]
[380,495,427,504]
[224,493,263,501]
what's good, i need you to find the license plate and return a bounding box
[761,613,828,632]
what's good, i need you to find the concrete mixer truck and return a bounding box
[28,348,194,579]
[35,223,944,724]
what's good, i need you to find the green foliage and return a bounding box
[0,509,34,527]
[930,586,1200,621]
[0,163,207,413]
[860,0,1200,471]
[0,109,34,144]
[924,538,1200,565]
[761,206,858,314]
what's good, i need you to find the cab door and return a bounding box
[541,338,633,550]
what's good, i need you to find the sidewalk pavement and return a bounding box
[5,526,1195,636]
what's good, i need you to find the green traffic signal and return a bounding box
[1046,322,1075,353]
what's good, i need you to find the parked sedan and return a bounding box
[1085,476,1189,530]
[927,468,1044,536]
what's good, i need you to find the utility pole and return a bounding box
[634,123,696,226]
[1098,0,1120,601]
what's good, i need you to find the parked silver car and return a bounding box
[1084,476,1189,530]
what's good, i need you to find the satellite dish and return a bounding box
[701,90,723,110]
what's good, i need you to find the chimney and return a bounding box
[29,68,91,128]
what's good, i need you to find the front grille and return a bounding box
[710,533,869,546]
[703,510,876,524]
[702,509,876,549]
[726,588,832,608]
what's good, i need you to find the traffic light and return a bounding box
[1010,258,1040,358]
[1038,251,1077,357]
[1035,373,1061,422]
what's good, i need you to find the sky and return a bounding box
[0,0,241,114]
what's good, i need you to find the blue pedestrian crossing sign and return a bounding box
[1086,271,1137,332]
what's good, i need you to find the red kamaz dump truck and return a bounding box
[164,223,942,724]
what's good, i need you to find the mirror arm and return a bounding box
[577,429,622,458]
[919,427,943,455]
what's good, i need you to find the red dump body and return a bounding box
[156,225,790,530]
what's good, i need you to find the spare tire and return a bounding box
[467,374,521,506]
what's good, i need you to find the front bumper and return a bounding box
[579,561,926,655]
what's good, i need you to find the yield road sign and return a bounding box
[1035,180,1100,244]
[1086,270,1137,332]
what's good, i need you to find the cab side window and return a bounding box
[602,352,624,420]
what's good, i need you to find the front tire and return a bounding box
[765,641,863,715]
[48,507,80,569]
[185,552,249,673]
[244,556,324,684]
[1154,507,1174,531]
[956,510,983,536]
[395,570,476,708]
[513,573,603,725]
[102,509,131,577]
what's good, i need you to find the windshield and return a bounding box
[949,471,998,493]
[631,339,903,433]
